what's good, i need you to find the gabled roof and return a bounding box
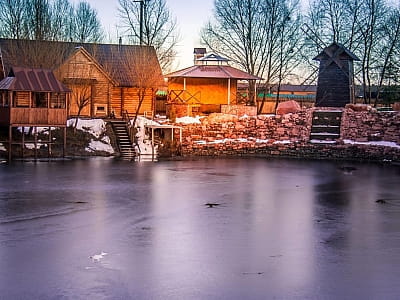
[0,39,164,87]
[165,65,263,80]
[313,42,360,61]
[197,53,230,63]
[0,66,71,92]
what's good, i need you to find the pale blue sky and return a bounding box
[72,0,214,69]
[73,0,310,70]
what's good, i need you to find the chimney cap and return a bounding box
[193,48,207,55]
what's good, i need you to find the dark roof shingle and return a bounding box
[0,39,164,87]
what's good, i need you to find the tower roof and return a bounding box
[313,42,360,62]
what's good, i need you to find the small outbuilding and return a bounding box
[165,49,262,116]
[313,42,359,107]
[0,66,71,160]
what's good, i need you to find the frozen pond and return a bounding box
[1,157,400,299]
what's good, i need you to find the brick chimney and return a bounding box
[193,48,206,65]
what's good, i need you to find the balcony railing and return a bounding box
[0,107,67,126]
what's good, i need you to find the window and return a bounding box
[50,93,66,108]
[33,92,47,108]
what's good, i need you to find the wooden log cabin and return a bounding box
[165,49,262,116]
[0,67,70,160]
[0,39,164,119]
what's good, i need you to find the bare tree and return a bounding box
[354,0,388,103]
[71,1,104,43]
[375,7,400,105]
[71,83,92,129]
[303,0,398,104]
[118,0,180,72]
[60,47,99,128]
[120,46,163,126]
[24,0,52,40]
[49,0,74,41]
[0,39,71,71]
[0,0,103,43]
[0,0,26,39]
[202,0,303,109]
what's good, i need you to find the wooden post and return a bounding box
[8,126,12,161]
[63,127,67,158]
[151,127,155,161]
[34,127,38,160]
[48,127,52,158]
[22,126,25,159]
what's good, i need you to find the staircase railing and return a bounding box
[122,110,136,146]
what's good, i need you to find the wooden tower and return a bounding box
[313,42,359,107]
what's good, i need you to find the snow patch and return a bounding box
[194,138,270,145]
[310,139,337,144]
[25,143,47,149]
[0,143,6,151]
[343,139,400,149]
[86,140,114,153]
[67,118,106,138]
[176,116,202,124]
[273,140,291,144]
[18,127,49,135]
[89,251,108,262]
[256,139,270,143]
[134,116,161,155]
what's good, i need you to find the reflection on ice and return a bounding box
[1,158,400,299]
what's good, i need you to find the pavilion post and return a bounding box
[151,127,155,161]
[228,78,231,105]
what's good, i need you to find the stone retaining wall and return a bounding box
[341,110,400,144]
[174,108,400,162]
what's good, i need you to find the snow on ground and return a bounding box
[310,140,337,144]
[25,143,46,149]
[68,118,114,153]
[175,116,202,124]
[134,116,161,155]
[18,127,49,135]
[343,139,400,149]
[67,118,106,138]
[194,138,272,145]
[86,139,114,153]
[0,143,6,151]
[273,140,292,144]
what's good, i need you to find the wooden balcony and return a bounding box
[0,107,67,126]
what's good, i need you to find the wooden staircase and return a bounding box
[109,120,136,160]
[310,110,343,143]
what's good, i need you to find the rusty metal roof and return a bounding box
[165,65,263,80]
[0,67,71,92]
